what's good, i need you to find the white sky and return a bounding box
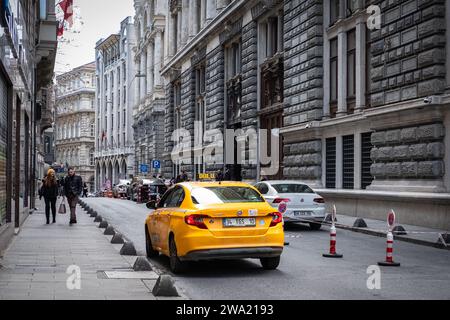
[55,0,135,75]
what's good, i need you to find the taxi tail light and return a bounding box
[269,212,283,227]
[185,215,209,229]
[314,198,325,204]
[273,198,291,204]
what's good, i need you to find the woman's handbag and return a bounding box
[58,197,67,214]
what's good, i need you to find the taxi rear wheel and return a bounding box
[145,227,159,258]
[169,236,186,274]
[260,256,281,270]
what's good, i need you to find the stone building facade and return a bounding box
[55,63,96,191]
[158,0,450,229]
[94,17,136,190]
[132,0,166,178]
[0,0,58,253]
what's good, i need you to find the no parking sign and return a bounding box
[387,209,396,231]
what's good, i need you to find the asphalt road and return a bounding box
[83,197,450,300]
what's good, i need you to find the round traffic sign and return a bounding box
[388,210,396,228]
[278,202,287,214]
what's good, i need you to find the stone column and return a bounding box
[140,51,147,100]
[337,30,347,116]
[181,0,189,45]
[177,10,182,49]
[190,0,199,38]
[206,0,216,23]
[169,13,177,56]
[154,30,163,88]
[200,0,206,28]
[355,21,366,112]
[147,43,154,94]
[135,57,141,106]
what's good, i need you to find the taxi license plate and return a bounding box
[223,218,256,228]
[294,211,313,217]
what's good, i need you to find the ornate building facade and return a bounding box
[158,0,450,229]
[55,62,96,191]
[132,0,166,178]
[94,17,137,190]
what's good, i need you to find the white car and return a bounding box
[254,180,326,230]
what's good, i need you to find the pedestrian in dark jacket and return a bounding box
[62,167,83,225]
[42,169,59,224]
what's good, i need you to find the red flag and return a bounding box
[59,0,74,27]
[57,21,64,37]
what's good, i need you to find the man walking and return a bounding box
[63,168,83,225]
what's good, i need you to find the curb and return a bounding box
[323,222,450,251]
[80,201,184,299]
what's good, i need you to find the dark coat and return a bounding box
[63,175,83,197]
[41,181,59,199]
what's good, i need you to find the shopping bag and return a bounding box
[58,197,67,214]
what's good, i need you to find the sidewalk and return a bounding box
[324,214,450,249]
[0,199,174,300]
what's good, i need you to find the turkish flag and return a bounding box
[59,0,74,27]
[57,21,64,37]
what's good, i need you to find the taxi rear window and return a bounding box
[191,187,264,205]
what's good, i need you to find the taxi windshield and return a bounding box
[191,186,265,205]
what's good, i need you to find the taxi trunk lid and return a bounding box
[196,203,277,237]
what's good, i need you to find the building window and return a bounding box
[330,0,340,26]
[365,28,372,109]
[90,149,94,166]
[326,138,336,189]
[330,38,338,118]
[342,135,354,189]
[91,122,95,137]
[347,29,356,114]
[361,132,373,189]
[123,86,126,105]
[260,14,284,110]
[195,65,206,134]
[123,109,126,128]
[174,81,182,130]
[225,39,242,123]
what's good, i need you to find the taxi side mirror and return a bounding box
[146,201,157,210]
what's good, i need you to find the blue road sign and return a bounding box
[152,160,161,169]
[140,164,149,173]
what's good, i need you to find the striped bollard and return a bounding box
[323,225,343,258]
[378,231,400,267]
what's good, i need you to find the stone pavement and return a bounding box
[0,198,184,300]
[325,214,450,249]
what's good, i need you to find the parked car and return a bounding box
[254,180,326,230]
[113,180,131,198]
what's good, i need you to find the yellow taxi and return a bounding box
[145,181,284,273]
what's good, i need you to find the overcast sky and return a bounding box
[55,0,135,75]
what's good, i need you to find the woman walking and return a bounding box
[41,169,59,224]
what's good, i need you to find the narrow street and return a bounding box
[83,198,450,300]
